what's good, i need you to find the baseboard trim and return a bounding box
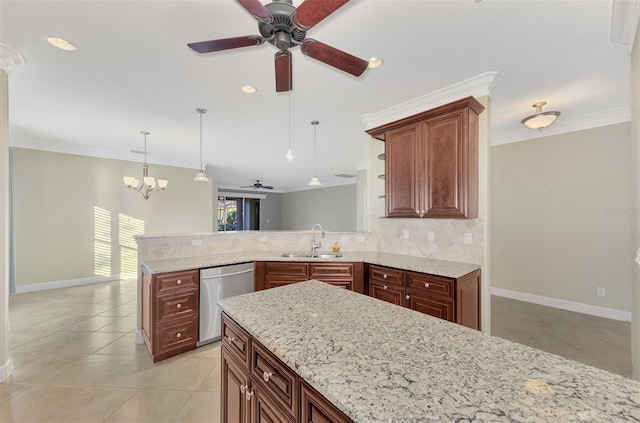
[15,275,122,293]
[135,329,144,345]
[0,357,12,383]
[491,287,631,322]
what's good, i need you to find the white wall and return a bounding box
[491,123,633,313]
[0,70,10,382]
[281,184,357,231]
[11,148,215,289]
[631,18,640,380]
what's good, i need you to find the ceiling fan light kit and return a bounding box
[242,180,274,190]
[521,101,561,130]
[187,0,368,92]
[194,108,210,182]
[123,131,168,199]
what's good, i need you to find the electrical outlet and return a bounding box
[427,231,434,242]
[259,236,268,242]
[341,236,351,242]
[596,287,605,297]
[191,239,202,246]
[403,229,409,239]
[356,236,365,242]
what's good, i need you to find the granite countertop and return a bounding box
[142,251,479,279]
[219,281,640,423]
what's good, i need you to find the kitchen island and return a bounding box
[219,280,640,422]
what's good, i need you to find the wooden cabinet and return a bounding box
[221,313,352,423]
[367,264,481,330]
[254,261,364,293]
[367,96,484,219]
[141,269,199,362]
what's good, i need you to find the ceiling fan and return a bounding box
[187,0,369,92]
[241,180,274,190]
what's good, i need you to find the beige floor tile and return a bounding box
[142,357,218,391]
[8,350,43,370]
[93,333,149,356]
[182,342,221,359]
[42,387,137,423]
[62,316,124,332]
[0,384,84,422]
[99,304,138,317]
[0,384,31,404]
[171,391,220,423]
[93,356,169,389]
[196,363,221,392]
[54,332,127,355]
[11,331,91,354]
[97,316,137,333]
[576,345,633,377]
[39,356,135,387]
[104,389,192,423]
[6,354,88,385]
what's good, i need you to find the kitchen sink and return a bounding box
[281,252,343,258]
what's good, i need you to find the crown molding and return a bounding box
[610,0,640,52]
[491,106,631,146]
[0,43,26,74]
[361,71,502,131]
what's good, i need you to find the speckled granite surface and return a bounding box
[219,281,640,423]
[142,251,479,278]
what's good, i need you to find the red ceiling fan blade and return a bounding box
[237,0,273,24]
[188,35,264,54]
[301,39,368,77]
[291,0,350,31]
[275,50,293,92]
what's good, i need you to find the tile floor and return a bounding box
[1,279,221,423]
[0,281,634,422]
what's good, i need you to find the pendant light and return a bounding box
[123,131,168,199]
[194,108,209,182]
[521,101,561,130]
[286,92,293,162]
[308,120,321,186]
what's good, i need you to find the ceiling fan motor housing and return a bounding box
[259,0,306,50]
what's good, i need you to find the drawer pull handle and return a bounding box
[383,285,387,290]
[383,274,388,279]
[176,332,182,338]
[240,384,246,394]
[424,283,430,288]
[245,388,254,401]
[176,304,182,309]
[416,209,420,216]
[406,295,410,300]
[176,280,182,285]
[263,371,273,382]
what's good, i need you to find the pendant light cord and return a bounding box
[199,111,203,169]
[288,93,291,151]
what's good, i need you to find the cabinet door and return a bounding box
[455,270,481,330]
[309,263,354,291]
[385,123,420,217]
[222,347,251,423]
[369,281,404,306]
[422,108,471,218]
[251,382,295,423]
[263,262,309,291]
[405,291,454,322]
[300,381,353,423]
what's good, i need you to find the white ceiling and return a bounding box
[0,0,634,192]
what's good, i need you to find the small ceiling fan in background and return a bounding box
[187,0,369,92]
[241,180,274,190]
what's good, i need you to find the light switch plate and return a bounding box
[341,236,351,242]
[403,229,409,239]
[356,236,365,242]
[191,239,202,246]
[427,231,434,242]
[464,233,473,244]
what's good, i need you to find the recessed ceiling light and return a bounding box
[45,36,76,51]
[368,57,383,69]
[241,85,257,94]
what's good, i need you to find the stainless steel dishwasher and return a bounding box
[198,262,254,347]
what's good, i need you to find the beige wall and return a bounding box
[11,148,215,287]
[281,184,357,231]
[631,19,640,380]
[491,123,633,312]
[1,70,10,381]
[356,169,367,232]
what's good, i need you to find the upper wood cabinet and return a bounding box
[367,96,484,219]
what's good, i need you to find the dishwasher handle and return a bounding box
[201,268,254,279]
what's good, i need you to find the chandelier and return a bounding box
[123,131,168,199]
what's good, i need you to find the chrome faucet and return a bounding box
[311,223,325,254]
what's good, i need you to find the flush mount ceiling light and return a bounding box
[367,57,383,69]
[123,131,168,199]
[241,85,257,94]
[308,120,321,186]
[194,108,210,182]
[521,101,561,130]
[45,36,76,51]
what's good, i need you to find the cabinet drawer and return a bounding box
[222,313,251,369]
[309,263,353,278]
[368,265,404,286]
[369,281,404,306]
[251,340,298,419]
[264,262,308,277]
[406,293,454,322]
[156,270,199,294]
[406,272,454,299]
[155,317,198,354]
[301,381,354,423]
[156,289,198,324]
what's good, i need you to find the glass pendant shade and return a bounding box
[122,131,168,199]
[308,176,321,186]
[194,170,208,182]
[194,108,210,182]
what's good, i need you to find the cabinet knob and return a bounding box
[419,210,425,217]
[245,388,254,401]
[416,209,420,216]
[176,332,182,338]
[176,280,182,285]
[424,283,430,288]
[383,285,387,290]
[240,384,246,394]
[406,295,410,300]
[225,336,236,344]
[383,274,388,279]
[176,303,182,309]
[263,371,273,382]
